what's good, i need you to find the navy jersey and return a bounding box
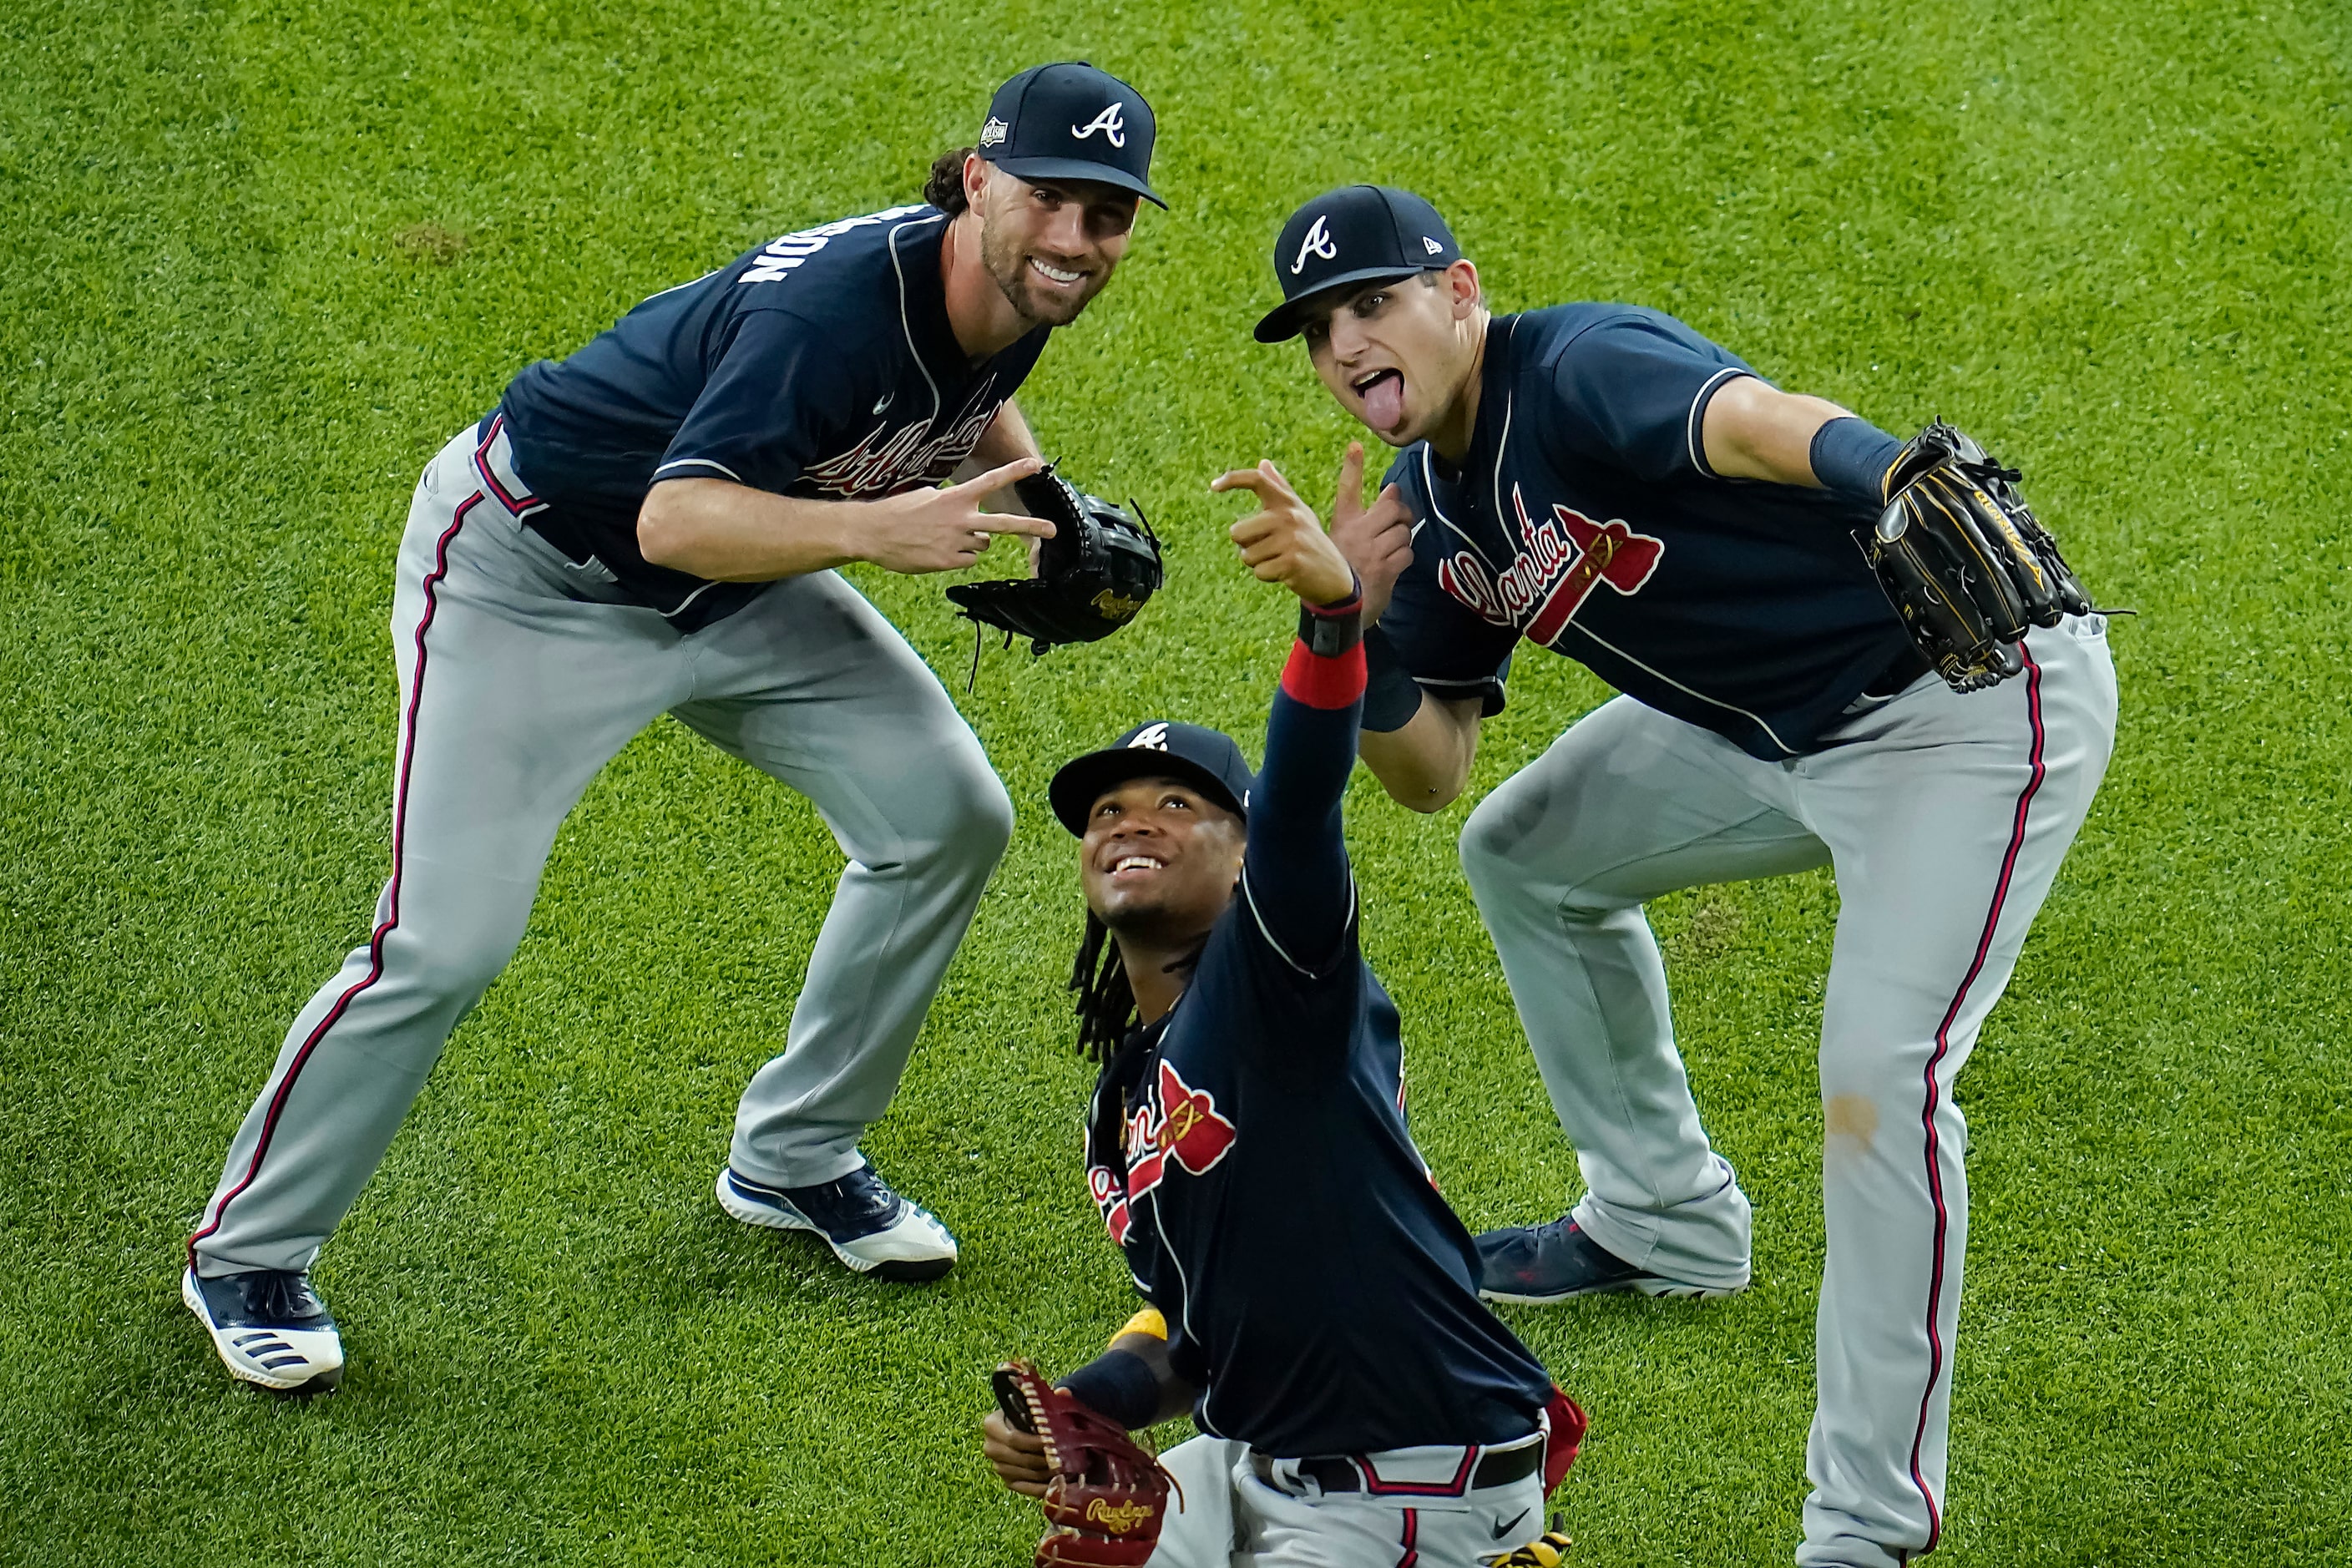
[1081,639,1554,1458]
[494,205,1049,631]
[1379,306,1914,759]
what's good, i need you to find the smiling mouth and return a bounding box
[1029,257,1085,286]
[1109,853,1166,874]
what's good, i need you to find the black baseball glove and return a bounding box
[946,468,1163,656]
[1859,422,2097,692]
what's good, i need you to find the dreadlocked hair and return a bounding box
[925,147,975,215]
[1070,910,1136,1063]
[1070,913,1209,1064]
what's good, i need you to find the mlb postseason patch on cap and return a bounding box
[1255,185,1459,342]
[978,62,1164,208]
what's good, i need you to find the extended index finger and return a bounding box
[953,456,1046,500]
[1209,458,1302,504]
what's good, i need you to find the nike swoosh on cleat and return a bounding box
[1492,1507,1530,1540]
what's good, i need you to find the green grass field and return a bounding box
[3,0,2349,1561]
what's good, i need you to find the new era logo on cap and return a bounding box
[977,62,1165,208]
[1255,185,1461,342]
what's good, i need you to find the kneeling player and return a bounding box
[978,470,1581,1565]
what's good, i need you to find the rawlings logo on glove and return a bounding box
[992,1359,1177,1568]
[946,467,1163,665]
[1859,422,2107,692]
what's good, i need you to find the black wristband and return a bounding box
[1297,575,1364,659]
[1055,1348,1161,1432]
[1359,625,1425,734]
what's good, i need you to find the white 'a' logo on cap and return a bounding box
[1127,721,1170,751]
[1291,215,1338,276]
[1073,103,1127,147]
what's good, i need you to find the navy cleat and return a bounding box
[1475,1216,1745,1305]
[716,1161,959,1282]
[182,1267,345,1394]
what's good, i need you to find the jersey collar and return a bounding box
[890,210,1048,395]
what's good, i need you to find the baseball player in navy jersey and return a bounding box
[1239,186,2118,1567]
[182,62,1162,1395]
[978,478,1584,1565]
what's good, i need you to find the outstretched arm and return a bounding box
[1211,460,1365,973]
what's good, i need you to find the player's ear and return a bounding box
[963,152,991,212]
[1446,260,1482,320]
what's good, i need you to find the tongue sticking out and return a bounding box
[1362,370,1407,431]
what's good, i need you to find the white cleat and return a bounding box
[716,1161,959,1282]
[182,1267,345,1394]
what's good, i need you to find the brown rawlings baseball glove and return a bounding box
[992,1359,1176,1567]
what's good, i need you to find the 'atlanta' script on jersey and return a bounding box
[801,393,1004,498]
[1439,483,1664,645]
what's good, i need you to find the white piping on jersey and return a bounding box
[650,457,744,483]
[1560,617,1800,755]
[887,215,947,426]
[1240,867,1358,978]
[659,579,725,620]
[1413,674,1496,689]
[1684,366,1751,476]
[1144,1182,1217,1434]
[1489,389,1517,528]
[1418,447,1486,558]
[642,265,725,302]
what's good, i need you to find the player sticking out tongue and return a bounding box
[1254,185,1485,454]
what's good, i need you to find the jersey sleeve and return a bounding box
[1545,310,1758,484]
[653,306,867,494]
[1377,456,1517,716]
[1237,598,1368,982]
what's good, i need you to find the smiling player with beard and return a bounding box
[1239,185,2117,1568]
[183,63,1163,1396]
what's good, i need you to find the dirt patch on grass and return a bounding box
[393,222,468,264]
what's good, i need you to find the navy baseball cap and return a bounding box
[1050,721,1253,836]
[978,63,1164,209]
[1254,185,1461,342]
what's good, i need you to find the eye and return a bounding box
[1303,320,1331,348]
[1356,291,1388,316]
[1162,795,1191,811]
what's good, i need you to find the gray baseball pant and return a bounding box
[190,426,1012,1277]
[1457,615,2116,1567]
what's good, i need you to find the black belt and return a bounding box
[1860,644,1934,699]
[1248,1439,1542,1496]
